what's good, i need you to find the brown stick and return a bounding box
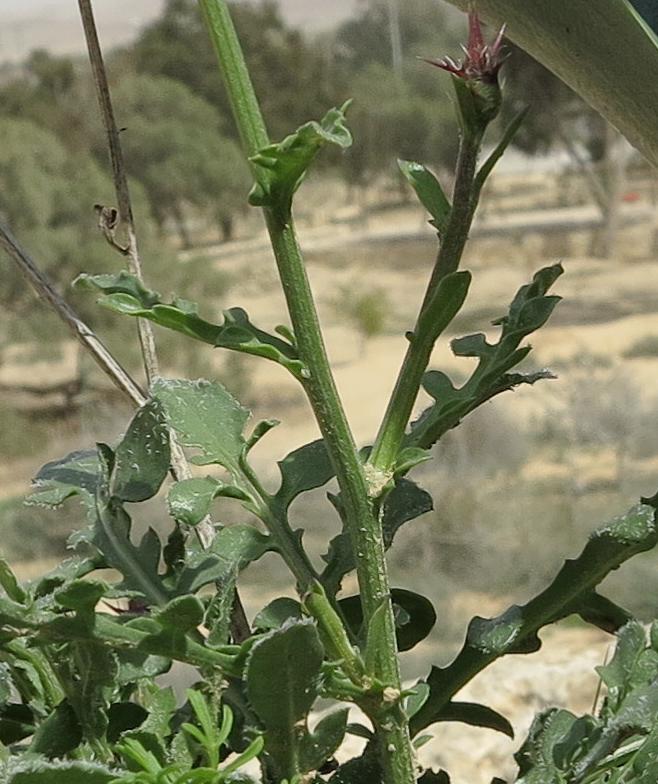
[77,0,159,385]
[0,220,145,407]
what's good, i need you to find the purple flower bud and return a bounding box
[424,12,508,130]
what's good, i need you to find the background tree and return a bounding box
[128,0,346,142]
[106,73,250,246]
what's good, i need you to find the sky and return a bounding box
[0,0,359,65]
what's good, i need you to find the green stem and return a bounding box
[369,131,482,473]
[199,3,415,780]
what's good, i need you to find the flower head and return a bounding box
[424,12,508,132]
[425,12,507,85]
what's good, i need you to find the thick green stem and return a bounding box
[369,131,482,473]
[198,2,415,781]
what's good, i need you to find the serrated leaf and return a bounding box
[111,400,170,503]
[398,160,451,235]
[153,378,249,480]
[3,759,116,783]
[514,708,579,781]
[407,265,563,451]
[411,503,658,737]
[274,439,334,512]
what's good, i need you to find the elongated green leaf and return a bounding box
[411,502,658,736]
[442,0,658,169]
[415,271,471,347]
[76,274,305,377]
[398,160,451,235]
[432,701,513,738]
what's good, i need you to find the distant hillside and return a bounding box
[0,0,358,65]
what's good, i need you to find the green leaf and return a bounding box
[274,439,334,512]
[408,265,563,450]
[111,400,170,503]
[431,701,514,739]
[167,476,250,527]
[398,160,451,235]
[514,708,580,783]
[28,450,100,507]
[411,502,658,736]
[0,704,35,745]
[321,479,431,595]
[54,579,108,612]
[208,524,274,571]
[30,700,82,758]
[415,271,471,347]
[0,558,26,604]
[473,106,529,197]
[245,620,323,778]
[106,702,148,743]
[152,378,250,480]
[154,595,205,633]
[3,760,116,784]
[340,588,437,654]
[77,274,305,377]
[248,102,352,215]
[253,598,303,632]
[298,708,348,773]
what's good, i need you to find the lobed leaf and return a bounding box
[411,502,658,737]
[77,273,305,377]
[248,102,352,216]
[408,265,563,450]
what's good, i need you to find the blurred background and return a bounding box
[1,8,658,772]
